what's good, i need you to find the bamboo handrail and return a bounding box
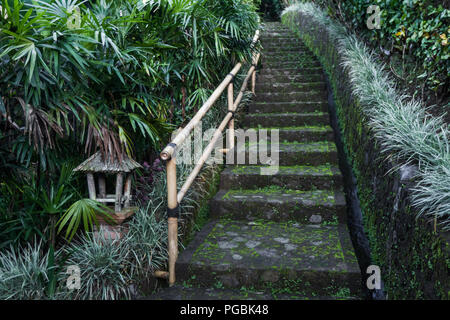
[160,63,242,162]
[158,29,260,286]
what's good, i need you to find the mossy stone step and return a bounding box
[210,189,346,223]
[260,41,304,47]
[263,55,319,63]
[176,220,361,296]
[260,37,302,42]
[147,285,360,300]
[263,46,309,53]
[260,33,295,38]
[249,102,328,114]
[242,126,334,143]
[220,165,342,190]
[258,67,323,76]
[241,112,329,127]
[262,61,322,69]
[146,285,273,300]
[257,73,325,83]
[254,91,326,103]
[255,81,327,93]
[230,141,338,166]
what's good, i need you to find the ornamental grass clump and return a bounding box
[125,204,168,279]
[61,233,133,300]
[0,241,53,300]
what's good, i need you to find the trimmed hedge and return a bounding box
[282,2,449,299]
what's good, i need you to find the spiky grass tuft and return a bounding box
[0,241,53,300]
[61,233,133,300]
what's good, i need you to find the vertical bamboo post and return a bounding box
[227,81,235,151]
[166,156,178,286]
[251,69,256,94]
[251,52,258,94]
[87,173,96,200]
[115,173,124,213]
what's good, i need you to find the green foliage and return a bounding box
[0,241,55,300]
[259,0,285,20]
[0,0,259,248]
[306,0,449,101]
[0,0,260,299]
[61,233,133,300]
[0,0,259,163]
[0,162,79,248]
[56,198,114,242]
[125,204,168,279]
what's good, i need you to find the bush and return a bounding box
[304,0,449,105]
[0,0,259,249]
[125,204,168,279]
[61,233,133,300]
[0,241,54,300]
[259,0,285,20]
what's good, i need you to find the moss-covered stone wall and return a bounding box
[281,10,449,299]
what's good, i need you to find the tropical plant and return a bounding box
[56,198,114,242]
[0,0,260,248]
[300,0,449,106]
[61,232,133,300]
[125,203,168,279]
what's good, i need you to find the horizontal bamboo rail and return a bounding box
[156,29,260,286]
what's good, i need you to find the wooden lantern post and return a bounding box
[73,152,142,239]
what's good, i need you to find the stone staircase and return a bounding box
[148,22,361,300]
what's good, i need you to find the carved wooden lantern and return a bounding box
[74,152,142,226]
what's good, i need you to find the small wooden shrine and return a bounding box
[74,152,142,238]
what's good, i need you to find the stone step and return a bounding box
[255,81,327,93]
[258,67,323,77]
[176,220,361,296]
[242,126,334,143]
[147,285,360,300]
[241,112,329,127]
[260,39,303,46]
[262,26,290,30]
[257,73,325,83]
[211,189,346,223]
[220,164,343,190]
[263,46,309,52]
[260,33,295,39]
[230,141,338,166]
[260,36,301,40]
[261,60,322,69]
[249,102,328,114]
[263,54,318,62]
[262,27,291,32]
[253,91,326,103]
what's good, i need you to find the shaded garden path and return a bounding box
[150,22,361,300]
